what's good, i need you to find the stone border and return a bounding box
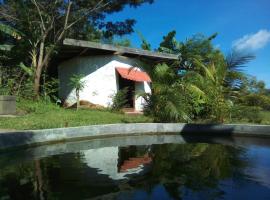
[0,123,270,151]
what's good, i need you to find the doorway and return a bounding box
[118,76,135,108]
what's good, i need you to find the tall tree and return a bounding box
[158,30,179,53]
[0,0,154,97]
[137,31,151,50]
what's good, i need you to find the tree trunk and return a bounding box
[34,40,45,98]
[76,89,79,111]
[34,64,43,98]
[34,41,53,98]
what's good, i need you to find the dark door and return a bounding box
[118,76,135,108]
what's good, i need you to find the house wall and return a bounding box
[58,55,151,111]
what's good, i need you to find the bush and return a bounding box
[241,94,270,111]
[232,105,263,123]
[111,88,128,111]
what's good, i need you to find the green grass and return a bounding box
[1,99,269,130]
[0,99,152,130]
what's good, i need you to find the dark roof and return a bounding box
[58,38,179,61]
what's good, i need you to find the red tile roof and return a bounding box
[116,67,151,82]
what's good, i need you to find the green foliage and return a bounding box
[69,74,86,110]
[0,23,21,40]
[0,62,34,97]
[69,74,85,93]
[42,77,59,102]
[111,88,129,111]
[143,63,198,122]
[240,93,270,111]
[0,23,21,51]
[180,33,222,70]
[196,62,231,122]
[231,105,263,123]
[151,31,261,123]
[158,30,180,53]
[137,31,151,50]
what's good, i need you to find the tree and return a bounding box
[158,31,222,72]
[158,30,179,53]
[137,31,151,50]
[191,51,255,122]
[69,74,85,111]
[0,0,154,97]
[153,32,256,122]
[142,63,204,122]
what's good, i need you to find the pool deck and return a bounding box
[0,123,270,151]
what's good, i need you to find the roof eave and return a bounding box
[63,38,179,61]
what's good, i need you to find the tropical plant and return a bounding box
[69,74,86,111]
[191,50,255,122]
[153,32,256,123]
[195,61,231,122]
[0,23,21,51]
[142,63,204,122]
[111,87,129,111]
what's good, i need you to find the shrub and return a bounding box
[232,105,263,123]
[111,87,128,111]
[241,94,270,111]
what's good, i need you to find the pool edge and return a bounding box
[0,123,270,151]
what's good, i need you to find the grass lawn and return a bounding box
[1,99,269,131]
[0,99,152,130]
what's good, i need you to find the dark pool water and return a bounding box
[1,135,270,200]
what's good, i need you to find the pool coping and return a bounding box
[0,123,270,151]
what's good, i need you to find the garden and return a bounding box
[0,1,270,131]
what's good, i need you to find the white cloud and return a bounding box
[232,29,270,51]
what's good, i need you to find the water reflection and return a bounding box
[84,146,152,180]
[1,135,270,200]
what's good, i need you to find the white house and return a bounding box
[57,39,178,111]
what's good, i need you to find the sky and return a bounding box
[109,0,270,88]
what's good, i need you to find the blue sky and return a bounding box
[109,0,270,87]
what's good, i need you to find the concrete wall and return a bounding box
[0,123,270,151]
[58,55,151,110]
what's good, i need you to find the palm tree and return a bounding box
[142,63,204,122]
[193,51,255,122]
[69,74,86,111]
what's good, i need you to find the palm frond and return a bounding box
[0,44,14,51]
[186,84,205,97]
[0,23,22,40]
[194,59,215,82]
[226,51,255,71]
